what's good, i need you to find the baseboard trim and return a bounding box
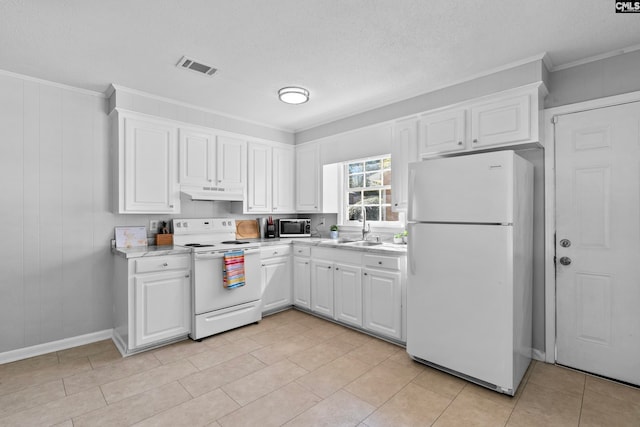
[0,329,114,364]
[532,348,546,362]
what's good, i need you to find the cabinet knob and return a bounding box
[185,274,190,278]
[378,261,382,265]
[335,267,339,271]
[169,205,174,208]
[457,141,463,145]
[473,139,478,143]
[274,251,278,255]
[273,207,277,210]
[364,272,368,276]
[262,264,265,267]
[327,266,332,269]
[305,262,309,265]
[162,263,168,267]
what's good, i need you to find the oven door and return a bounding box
[193,248,261,314]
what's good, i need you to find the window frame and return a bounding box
[338,154,405,228]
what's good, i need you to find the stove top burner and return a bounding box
[184,243,215,247]
[221,240,251,245]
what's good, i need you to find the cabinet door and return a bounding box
[334,263,363,327]
[419,109,466,156]
[122,116,179,213]
[217,135,246,190]
[363,268,402,340]
[293,256,311,309]
[134,270,190,347]
[311,259,334,316]
[246,142,272,213]
[272,146,295,213]
[295,143,320,212]
[391,118,418,212]
[179,128,215,185]
[261,256,292,313]
[471,94,530,148]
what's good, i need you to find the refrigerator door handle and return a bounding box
[408,167,416,220]
[408,223,416,275]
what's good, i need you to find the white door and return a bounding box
[408,151,514,223]
[311,260,334,316]
[555,102,640,385]
[333,263,363,327]
[293,256,311,309]
[363,268,402,340]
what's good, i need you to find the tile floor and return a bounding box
[1,308,640,426]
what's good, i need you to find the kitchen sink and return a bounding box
[343,240,383,247]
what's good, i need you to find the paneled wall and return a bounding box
[0,74,113,352]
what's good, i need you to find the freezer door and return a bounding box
[408,151,514,224]
[406,223,514,390]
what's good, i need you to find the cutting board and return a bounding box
[236,219,260,239]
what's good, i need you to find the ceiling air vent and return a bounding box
[176,56,218,77]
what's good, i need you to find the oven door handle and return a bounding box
[194,253,225,260]
[194,248,259,260]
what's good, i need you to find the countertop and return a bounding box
[112,245,192,259]
[112,237,407,258]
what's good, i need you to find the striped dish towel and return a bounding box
[223,250,245,289]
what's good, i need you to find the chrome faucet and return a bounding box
[361,208,371,240]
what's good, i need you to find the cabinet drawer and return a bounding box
[260,245,291,259]
[292,245,311,257]
[135,255,191,274]
[363,254,401,270]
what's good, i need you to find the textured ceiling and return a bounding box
[1,0,639,132]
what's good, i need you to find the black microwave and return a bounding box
[279,219,311,237]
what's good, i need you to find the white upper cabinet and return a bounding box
[180,128,246,200]
[216,135,246,190]
[116,112,180,214]
[179,128,215,185]
[419,109,466,156]
[470,94,530,149]
[391,118,419,212]
[295,143,321,212]
[272,145,295,213]
[246,142,295,214]
[246,142,273,213]
[418,83,545,158]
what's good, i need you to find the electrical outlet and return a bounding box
[319,217,325,226]
[149,220,159,234]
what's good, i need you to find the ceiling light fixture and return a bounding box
[278,86,309,104]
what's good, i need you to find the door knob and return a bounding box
[559,256,572,266]
[559,239,571,248]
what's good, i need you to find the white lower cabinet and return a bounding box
[292,244,312,309]
[334,263,363,328]
[113,254,191,355]
[260,245,292,313]
[363,267,402,341]
[311,259,335,317]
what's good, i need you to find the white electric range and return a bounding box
[173,218,262,340]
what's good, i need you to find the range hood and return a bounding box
[180,184,243,201]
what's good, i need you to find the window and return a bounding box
[343,155,400,225]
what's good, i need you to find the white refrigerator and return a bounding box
[406,150,533,395]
